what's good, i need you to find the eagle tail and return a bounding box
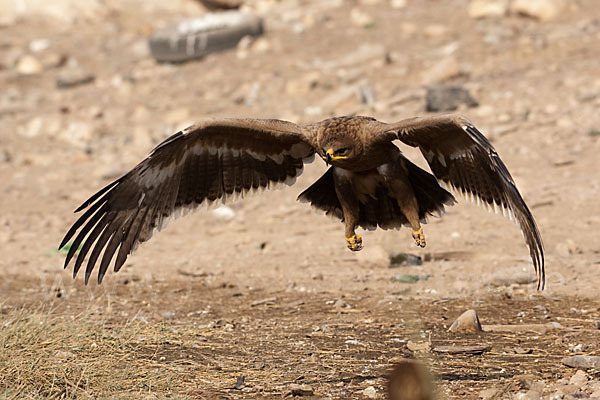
[296,167,344,220]
[297,162,455,231]
[404,156,456,220]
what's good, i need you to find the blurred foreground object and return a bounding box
[197,0,244,9]
[149,11,263,62]
[388,360,436,400]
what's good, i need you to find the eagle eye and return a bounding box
[335,147,349,156]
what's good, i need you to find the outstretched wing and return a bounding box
[59,118,315,284]
[374,115,544,289]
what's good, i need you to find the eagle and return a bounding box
[59,115,545,289]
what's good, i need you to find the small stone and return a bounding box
[488,269,536,286]
[361,386,377,398]
[211,205,236,220]
[390,0,407,8]
[448,309,482,333]
[514,391,541,400]
[423,24,447,37]
[56,67,95,89]
[426,85,478,112]
[389,252,422,267]
[350,7,374,27]
[510,0,566,21]
[286,384,314,396]
[198,0,244,9]
[562,356,600,369]
[391,274,429,283]
[54,350,76,359]
[407,340,431,353]
[565,394,590,400]
[569,370,588,386]
[16,54,44,75]
[468,0,508,18]
[29,38,51,53]
[480,388,500,399]
[18,117,44,138]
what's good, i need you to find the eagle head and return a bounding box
[319,136,355,166]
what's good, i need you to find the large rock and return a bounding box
[510,0,566,21]
[448,309,482,333]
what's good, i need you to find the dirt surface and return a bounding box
[1,0,600,398]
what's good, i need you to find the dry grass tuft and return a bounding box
[0,306,187,399]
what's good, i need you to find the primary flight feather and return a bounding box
[60,115,545,289]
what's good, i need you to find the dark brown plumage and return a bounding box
[59,115,544,288]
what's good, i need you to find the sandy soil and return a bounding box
[1,0,600,398]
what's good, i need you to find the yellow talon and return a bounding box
[411,227,426,248]
[345,234,363,251]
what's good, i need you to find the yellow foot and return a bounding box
[345,234,363,251]
[411,227,426,248]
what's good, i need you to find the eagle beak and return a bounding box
[325,149,334,165]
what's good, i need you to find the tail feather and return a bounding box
[297,162,455,230]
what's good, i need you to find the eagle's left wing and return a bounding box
[373,115,545,289]
[59,118,316,284]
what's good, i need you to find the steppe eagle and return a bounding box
[59,115,545,288]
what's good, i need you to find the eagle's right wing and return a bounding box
[373,115,545,289]
[59,118,316,284]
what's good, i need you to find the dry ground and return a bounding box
[1,0,600,398]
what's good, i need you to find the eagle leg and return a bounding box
[333,169,363,252]
[379,160,426,248]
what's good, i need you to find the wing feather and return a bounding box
[375,115,545,289]
[60,118,315,283]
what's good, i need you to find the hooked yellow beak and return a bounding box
[323,149,347,165]
[325,149,334,164]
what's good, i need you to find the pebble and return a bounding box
[423,24,448,38]
[390,0,407,8]
[569,370,588,386]
[56,67,95,89]
[562,356,600,369]
[468,0,508,19]
[448,309,482,333]
[488,269,536,286]
[361,386,377,398]
[480,388,500,399]
[16,54,44,75]
[285,384,314,396]
[350,7,374,27]
[425,85,478,112]
[389,252,422,267]
[510,0,566,21]
[211,205,236,220]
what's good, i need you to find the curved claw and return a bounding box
[411,228,426,248]
[345,234,363,251]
